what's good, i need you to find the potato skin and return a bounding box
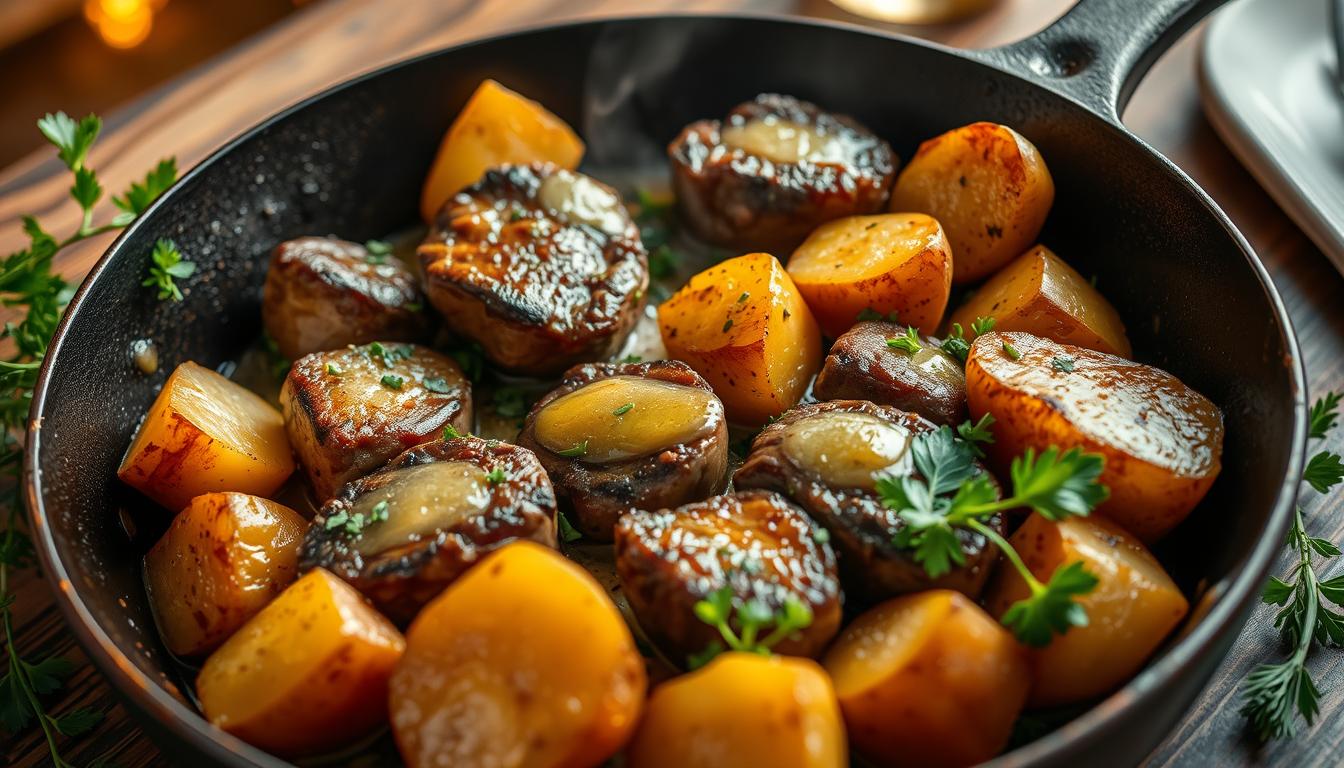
[196,568,405,757]
[300,437,557,623]
[669,93,896,254]
[786,213,952,337]
[966,331,1223,542]
[419,163,647,376]
[948,244,1131,357]
[890,122,1054,284]
[658,252,822,426]
[517,360,729,541]
[614,490,842,664]
[734,401,1003,603]
[812,320,967,426]
[389,541,646,768]
[822,590,1029,768]
[626,652,847,768]
[983,514,1190,707]
[145,493,304,658]
[420,79,584,222]
[119,361,295,511]
[261,237,429,360]
[281,342,472,501]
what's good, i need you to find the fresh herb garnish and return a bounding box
[442,424,466,441]
[1002,341,1022,360]
[557,440,589,458]
[813,527,831,545]
[619,354,643,364]
[326,362,343,376]
[1051,355,1076,373]
[261,333,291,381]
[485,468,507,485]
[857,307,900,324]
[1242,392,1344,740]
[886,326,922,355]
[649,244,677,279]
[613,402,635,417]
[380,374,404,390]
[423,377,451,394]
[326,501,389,536]
[877,426,1108,645]
[940,316,996,365]
[737,292,750,303]
[688,585,814,669]
[557,511,583,543]
[722,318,734,333]
[447,341,485,383]
[956,413,996,458]
[2,113,176,764]
[142,238,195,302]
[364,239,391,264]
[368,341,413,367]
[971,316,997,336]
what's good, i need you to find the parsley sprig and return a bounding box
[2,112,176,766]
[886,326,922,355]
[939,315,995,364]
[1242,392,1344,740]
[142,238,195,301]
[876,424,1108,645]
[688,585,814,669]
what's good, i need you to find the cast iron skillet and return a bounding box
[24,0,1307,765]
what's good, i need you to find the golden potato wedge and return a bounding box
[948,244,1131,357]
[787,213,952,338]
[196,568,405,757]
[118,361,295,511]
[420,79,585,221]
[983,514,1189,707]
[822,590,1029,768]
[890,122,1054,283]
[626,652,846,768]
[389,541,646,768]
[145,493,305,657]
[658,252,822,425]
[966,332,1223,542]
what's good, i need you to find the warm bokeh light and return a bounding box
[83,0,168,49]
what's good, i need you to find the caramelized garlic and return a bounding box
[533,376,717,463]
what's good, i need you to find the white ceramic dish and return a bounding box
[1200,0,1344,267]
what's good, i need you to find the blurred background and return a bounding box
[0,0,315,167]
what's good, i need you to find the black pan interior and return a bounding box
[29,15,1300,768]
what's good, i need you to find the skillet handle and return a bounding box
[968,0,1229,126]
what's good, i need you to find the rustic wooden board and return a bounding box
[5,0,1342,766]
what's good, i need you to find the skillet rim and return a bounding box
[22,11,1307,767]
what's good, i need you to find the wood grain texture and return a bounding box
[6,0,1342,766]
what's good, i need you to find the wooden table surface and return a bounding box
[5,0,1344,765]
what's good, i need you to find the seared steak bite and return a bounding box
[615,490,841,665]
[516,360,728,541]
[669,93,897,253]
[733,400,1003,602]
[300,437,556,623]
[262,236,428,360]
[813,321,968,426]
[418,163,648,377]
[281,342,471,501]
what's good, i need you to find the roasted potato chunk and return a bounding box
[389,541,646,768]
[261,236,428,360]
[281,342,471,501]
[823,590,1030,768]
[948,244,1131,357]
[517,360,728,541]
[196,568,405,757]
[787,213,952,337]
[658,252,822,425]
[420,79,584,221]
[627,652,847,768]
[812,320,967,425]
[966,332,1223,542]
[984,514,1189,707]
[734,401,1004,602]
[890,122,1054,283]
[669,93,897,253]
[119,361,295,511]
[301,436,557,623]
[615,491,842,664]
[145,493,305,657]
[419,163,647,376]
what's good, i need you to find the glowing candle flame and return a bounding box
[84,0,163,50]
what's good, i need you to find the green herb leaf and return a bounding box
[619,354,643,364]
[113,158,177,216]
[886,326,922,355]
[971,316,996,336]
[141,239,195,302]
[856,307,899,323]
[1051,355,1076,373]
[956,413,996,457]
[613,402,634,417]
[324,511,350,530]
[71,167,102,212]
[442,424,465,441]
[1008,447,1109,521]
[326,362,343,376]
[1000,561,1099,647]
[1304,451,1344,494]
[53,708,102,737]
[423,377,451,394]
[649,244,678,279]
[1311,393,1343,439]
[370,500,390,522]
[367,341,413,367]
[940,323,970,364]
[1002,341,1022,360]
[380,374,405,390]
[365,239,392,255]
[37,112,100,171]
[722,318,734,333]
[485,468,506,485]
[448,342,485,383]
[557,511,583,543]
[557,440,588,458]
